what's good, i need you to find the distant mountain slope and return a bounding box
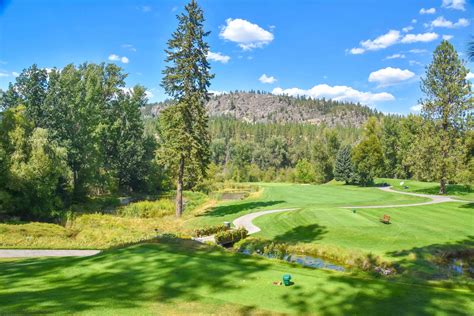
[143,91,382,127]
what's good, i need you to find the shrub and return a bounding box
[194,224,228,237]
[118,200,175,218]
[215,227,248,244]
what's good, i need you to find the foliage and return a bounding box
[295,159,316,183]
[214,227,248,244]
[118,199,175,218]
[334,145,356,184]
[160,0,213,216]
[352,118,384,185]
[419,40,473,193]
[194,224,229,237]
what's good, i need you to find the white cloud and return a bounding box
[368,67,415,87]
[219,18,274,50]
[420,8,436,14]
[467,72,474,80]
[272,84,394,105]
[108,54,129,64]
[349,29,438,54]
[0,71,19,77]
[442,0,466,11]
[409,60,424,66]
[349,47,365,55]
[442,34,454,40]
[259,74,277,84]
[412,19,418,24]
[122,44,137,52]
[401,32,439,43]
[207,51,231,63]
[410,104,423,112]
[402,26,414,32]
[409,48,428,54]
[385,53,406,60]
[430,16,470,28]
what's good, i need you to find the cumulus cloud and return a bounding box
[207,51,231,63]
[0,71,9,77]
[420,8,436,14]
[442,0,466,11]
[349,30,438,54]
[429,16,470,28]
[410,104,423,112]
[401,32,439,43]
[368,67,415,87]
[402,26,414,32]
[385,53,406,60]
[467,72,474,80]
[108,54,129,64]
[220,18,274,50]
[259,74,277,84]
[442,34,454,40]
[12,71,19,77]
[272,84,394,105]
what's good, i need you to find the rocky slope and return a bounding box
[143,92,381,127]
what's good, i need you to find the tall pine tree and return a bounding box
[160,0,213,216]
[420,40,472,194]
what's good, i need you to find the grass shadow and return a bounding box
[273,224,327,244]
[199,200,286,217]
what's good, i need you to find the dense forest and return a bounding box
[0,41,472,221]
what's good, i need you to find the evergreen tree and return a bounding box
[160,0,213,216]
[352,117,384,185]
[420,40,473,194]
[334,145,355,184]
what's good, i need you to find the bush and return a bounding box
[215,227,248,244]
[194,224,229,237]
[118,199,175,218]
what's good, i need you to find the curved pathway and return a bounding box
[343,186,461,209]
[231,186,464,235]
[233,208,299,234]
[0,249,100,258]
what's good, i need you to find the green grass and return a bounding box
[377,178,474,201]
[188,182,430,228]
[0,240,472,315]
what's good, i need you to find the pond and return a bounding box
[240,249,345,272]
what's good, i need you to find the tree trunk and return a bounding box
[175,156,185,217]
[439,177,447,195]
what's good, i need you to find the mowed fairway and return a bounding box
[1,241,473,315]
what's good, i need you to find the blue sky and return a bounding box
[0,0,472,114]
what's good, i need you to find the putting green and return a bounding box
[0,241,472,315]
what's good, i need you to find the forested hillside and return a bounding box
[144,91,382,127]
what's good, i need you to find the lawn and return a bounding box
[1,239,473,315]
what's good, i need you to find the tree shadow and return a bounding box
[411,184,472,197]
[386,236,474,281]
[0,238,275,314]
[199,200,286,217]
[460,203,473,209]
[273,224,327,244]
[1,237,472,315]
